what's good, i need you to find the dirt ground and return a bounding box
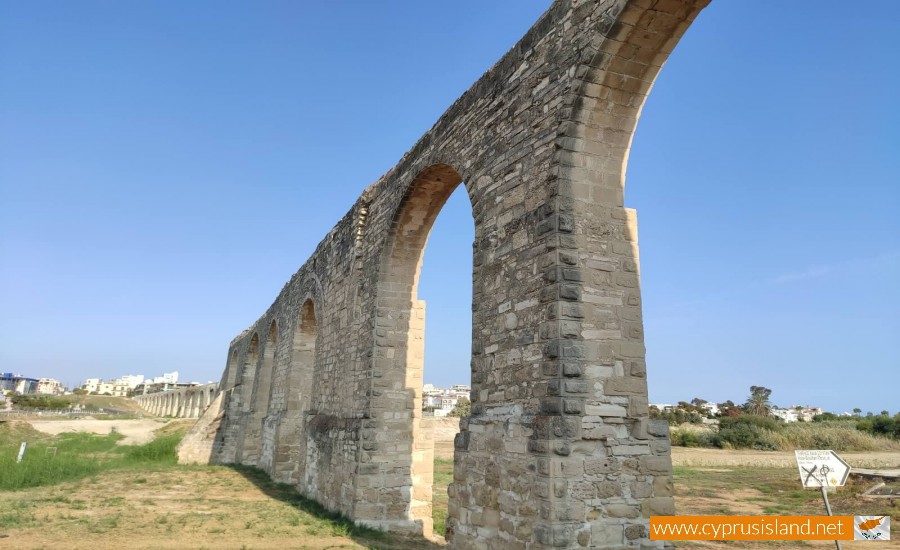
[26,418,172,445]
[0,468,398,550]
[7,418,896,549]
[672,447,899,469]
[428,417,899,469]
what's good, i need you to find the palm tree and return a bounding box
[744,386,772,416]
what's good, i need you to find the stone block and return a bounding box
[591,523,624,548]
[641,497,675,516]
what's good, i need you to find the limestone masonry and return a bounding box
[153,1,713,547]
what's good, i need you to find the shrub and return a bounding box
[669,424,717,448]
[719,415,783,432]
[9,395,70,410]
[778,421,898,452]
[712,422,779,450]
[857,414,900,439]
[120,433,182,464]
[447,398,470,418]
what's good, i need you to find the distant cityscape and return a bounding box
[0,370,214,399]
[0,372,878,422]
[650,401,853,423]
[422,383,470,417]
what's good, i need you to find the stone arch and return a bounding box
[367,163,472,537]
[241,321,278,465]
[567,0,710,209]
[241,333,261,410]
[232,332,260,463]
[251,320,281,475]
[530,0,714,542]
[274,298,317,484]
[224,349,240,390]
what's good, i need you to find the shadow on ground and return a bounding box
[225,464,446,549]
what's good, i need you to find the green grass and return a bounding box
[670,418,900,452]
[674,465,900,518]
[0,423,185,491]
[432,457,453,538]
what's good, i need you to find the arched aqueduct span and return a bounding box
[133,384,217,419]
[158,1,731,547]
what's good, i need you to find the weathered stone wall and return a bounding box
[196,1,711,547]
[176,392,225,464]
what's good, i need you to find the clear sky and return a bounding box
[2,1,897,414]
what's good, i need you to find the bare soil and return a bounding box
[0,468,388,550]
[673,447,900,469]
[26,418,171,445]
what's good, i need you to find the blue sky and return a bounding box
[1,2,897,414]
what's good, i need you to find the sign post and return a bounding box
[795,450,851,550]
[16,441,27,463]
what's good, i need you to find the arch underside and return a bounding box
[193,1,711,548]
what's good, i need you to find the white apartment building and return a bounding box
[118,374,145,389]
[150,371,178,384]
[36,378,65,395]
[771,406,823,423]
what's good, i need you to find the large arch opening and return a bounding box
[626,1,898,415]
[567,0,898,531]
[373,163,474,538]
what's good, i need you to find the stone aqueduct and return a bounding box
[133,384,217,419]
[151,1,718,547]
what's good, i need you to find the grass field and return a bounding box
[1,420,898,549]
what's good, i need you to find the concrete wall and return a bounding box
[195,1,711,548]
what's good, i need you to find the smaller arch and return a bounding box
[284,297,318,485]
[231,333,261,463]
[239,325,276,466]
[224,349,240,390]
[240,333,261,413]
[291,299,317,413]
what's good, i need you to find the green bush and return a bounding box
[812,412,855,423]
[675,431,702,447]
[718,415,784,432]
[9,395,71,410]
[857,414,900,439]
[120,433,181,464]
[712,422,779,450]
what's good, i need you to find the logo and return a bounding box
[854,516,890,541]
